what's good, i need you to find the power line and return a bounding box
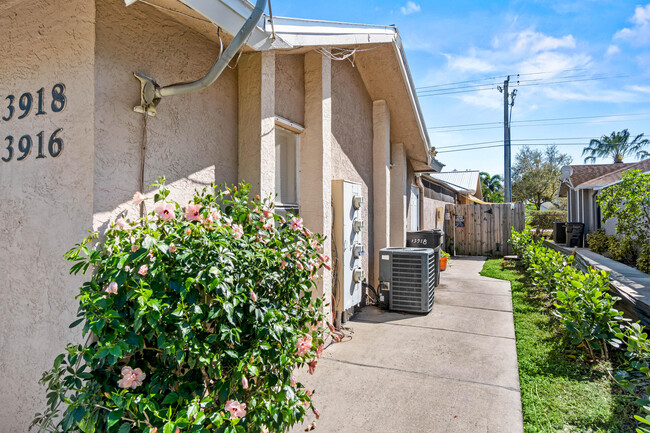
[417,73,629,98]
[435,137,593,150]
[436,142,591,154]
[427,112,650,131]
[415,67,588,90]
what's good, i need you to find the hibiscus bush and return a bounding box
[31,179,332,433]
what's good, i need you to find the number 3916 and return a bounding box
[2,129,64,162]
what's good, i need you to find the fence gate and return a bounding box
[443,203,525,256]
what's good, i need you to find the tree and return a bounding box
[479,172,504,202]
[582,129,649,163]
[598,169,650,243]
[512,145,572,210]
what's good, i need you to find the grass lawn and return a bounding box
[480,258,636,433]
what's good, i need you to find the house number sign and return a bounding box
[1,83,66,162]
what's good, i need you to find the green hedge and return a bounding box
[527,210,567,231]
[510,229,650,432]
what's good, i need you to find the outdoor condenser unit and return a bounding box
[379,247,436,313]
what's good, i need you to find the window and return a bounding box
[275,126,299,209]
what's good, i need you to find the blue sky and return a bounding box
[271,0,650,176]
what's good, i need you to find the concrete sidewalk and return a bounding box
[290,257,524,433]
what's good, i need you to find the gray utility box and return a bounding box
[379,247,437,313]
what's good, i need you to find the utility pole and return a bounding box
[498,76,517,203]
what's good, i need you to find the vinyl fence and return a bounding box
[443,203,526,256]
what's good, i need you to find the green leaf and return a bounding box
[118,422,132,433]
[107,409,123,428]
[72,406,85,422]
[162,393,179,405]
[69,318,84,328]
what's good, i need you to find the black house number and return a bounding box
[1,83,66,162]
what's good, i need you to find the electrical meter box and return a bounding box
[332,180,364,324]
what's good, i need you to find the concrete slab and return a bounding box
[289,257,523,433]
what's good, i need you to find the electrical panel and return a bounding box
[332,180,364,325]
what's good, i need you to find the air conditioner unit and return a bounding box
[378,247,437,313]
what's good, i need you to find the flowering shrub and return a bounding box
[31,180,332,433]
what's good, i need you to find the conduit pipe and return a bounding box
[133,0,267,114]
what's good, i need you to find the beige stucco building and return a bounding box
[0,0,445,429]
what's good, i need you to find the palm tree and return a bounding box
[479,172,503,202]
[583,129,650,163]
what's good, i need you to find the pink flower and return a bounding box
[318,254,330,263]
[296,262,304,271]
[290,376,297,387]
[305,389,313,398]
[232,224,244,239]
[132,192,145,206]
[241,376,249,389]
[131,244,139,253]
[303,228,312,237]
[115,218,132,231]
[211,209,222,221]
[184,203,203,222]
[324,262,332,271]
[250,291,258,302]
[296,334,313,356]
[169,243,177,253]
[316,344,324,360]
[105,281,118,295]
[154,202,176,222]
[314,408,321,419]
[308,360,318,375]
[290,217,303,230]
[186,227,192,236]
[281,260,288,269]
[117,366,146,389]
[263,209,272,218]
[138,265,148,276]
[262,219,273,230]
[224,400,247,419]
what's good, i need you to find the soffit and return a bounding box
[354,44,430,171]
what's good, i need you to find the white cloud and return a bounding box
[401,1,421,15]
[494,29,576,55]
[446,55,497,73]
[605,44,620,57]
[614,4,650,45]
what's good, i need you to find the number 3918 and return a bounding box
[1,83,66,122]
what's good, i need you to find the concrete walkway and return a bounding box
[290,257,524,433]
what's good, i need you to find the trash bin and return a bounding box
[553,222,567,244]
[406,229,443,249]
[565,222,585,247]
[407,230,443,287]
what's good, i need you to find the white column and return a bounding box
[301,51,333,320]
[238,51,275,198]
[390,143,407,248]
[372,100,390,286]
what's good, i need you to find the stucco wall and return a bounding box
[275,53,304,126]
[331,61,374,282]
[94,0,239,228]
[0,0,95,430]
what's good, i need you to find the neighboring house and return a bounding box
[558,159,650,235]
[0,0,443,429]
[425,170,484,204]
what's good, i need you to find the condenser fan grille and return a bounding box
[390,250,436,312]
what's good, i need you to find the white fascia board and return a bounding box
[392,36,432,167]
[267,16,397,46]
[175,0,291,49]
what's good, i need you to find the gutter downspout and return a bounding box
[133,0,267,115]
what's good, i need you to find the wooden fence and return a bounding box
[443,203,526,256]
